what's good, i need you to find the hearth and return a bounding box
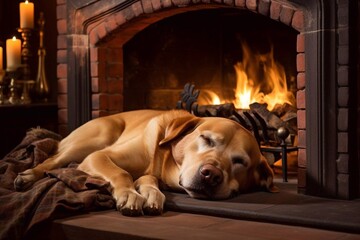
[57,0,359,199]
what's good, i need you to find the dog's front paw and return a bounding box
[114,189,145,216]
[14,169,41,191]
[138,185,165,216]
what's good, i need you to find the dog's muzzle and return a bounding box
[199,164,223,187]
[180,163,224,199]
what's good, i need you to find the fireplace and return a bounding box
[56,0,359,199]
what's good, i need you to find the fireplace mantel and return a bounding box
[57,0,359,199]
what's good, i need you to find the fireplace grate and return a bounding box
[176,83,298,182]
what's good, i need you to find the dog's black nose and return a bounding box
[199,164,223,187]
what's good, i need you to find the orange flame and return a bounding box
[202,42,295,111]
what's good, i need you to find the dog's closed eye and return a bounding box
[232,156,248,167]
[200,134,215,147]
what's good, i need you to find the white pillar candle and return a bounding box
[6,37,22,71]
[0,47,3,70]
[20,1,34,29]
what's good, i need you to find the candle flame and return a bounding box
[25,0,29,4]
[12,36,17,41]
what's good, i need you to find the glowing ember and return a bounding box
[202,42,295,111]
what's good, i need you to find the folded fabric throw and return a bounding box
[0,128,115,240]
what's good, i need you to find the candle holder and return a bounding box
[0,69,6,104]
[34,12,49,101]
[19,79,35,104]
[17,27,33,80]
[6,70,21,105]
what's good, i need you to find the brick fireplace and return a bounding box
[56,0,359,199]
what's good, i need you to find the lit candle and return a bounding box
[19,0,34,29]
[6,37,22,71]
[0,47,3,70]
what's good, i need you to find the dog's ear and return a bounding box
[159,115,201,146]
[254,156,279,193]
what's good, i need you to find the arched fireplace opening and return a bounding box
[122,8,298,111]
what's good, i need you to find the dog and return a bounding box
[14,109,277,216]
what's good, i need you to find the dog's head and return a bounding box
[159,114,278,199]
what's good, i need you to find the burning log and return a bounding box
[176,83,297,146]
[249,102,297,135]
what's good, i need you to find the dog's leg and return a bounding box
[134,175,165,215]
[14,130,120,191]
[78,151,146,216]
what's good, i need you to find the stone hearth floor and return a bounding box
[50,176,360,240]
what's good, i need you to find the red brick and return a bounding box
[297,167,306,188]
[90,62,98,77]
[98,76,107,92]
[91,62,106,78]
[57,93,67,108]
[57,19,67,34]
[104,16,119,33]
[99,110,111,117]
[338,45,349,65]
[57,35,67,49]
[92,23,108,44]
[337,66,349,86]
[224,0,235,6]
[292,10,304,32]
[108,94,123,111]
[246,0,257,11]
[142,0,154,13]
[58,109,68,124]
[90,47,98,62]
[296,53,305,72]
[258,0,270,16]
[338,87,349,107]
[337,132,348,153]
[57,64,67,78]
[279,5,294,26]
[89,28,100,45]
[297,130,306,148]
[57,50,67,63]
[161,0,172,7]
[337,108,348,131]
[56,4,66,20]
[92,110,100,119]
[92,93,108,110]
[107,63,123,78]
[297,72,305,90]
[57,78,67,94]
[114,11,127,26]
[91,77,99,93]
[56,0,66,5]
[58,124,69,138]
[107,78,123,94]
[296,89,305,109]
[297,148,306,168]
[172,0,191,6]
[235,0,246,7]
[296,33,305,53]
[270,1,281,20]
[150,0,161,11]
[336,154,349,174]
[337,174,350,199]
[297,110,306,129]
[106,48,123,63]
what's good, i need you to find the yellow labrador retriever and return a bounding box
[14,109,277,216]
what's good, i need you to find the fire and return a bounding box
[205,42,295,111]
